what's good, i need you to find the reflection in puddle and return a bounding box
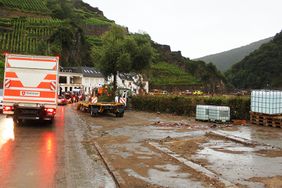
[0,118,14,185]
[125,164,204,188]
[0,118,15,149]
[109,126,206,142]
[39,132,56,186]
[195,139,282,187]
[218,127,282,148]
[107,143,160,158]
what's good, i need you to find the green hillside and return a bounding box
[152,43,226,92]
[195,37,273,72]
[226,31,282,89]
[0,0,111,67]
[0,17,62,54]
[150,62,199,86]
[0,0,48,12]
[0,0,226,92]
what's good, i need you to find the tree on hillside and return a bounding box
[92,26,155,94]
[47,0,74,20]
[48,24,92,67]
[186,60,226,93]
[226,31,282,89]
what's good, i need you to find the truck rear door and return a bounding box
[3,54,59,114]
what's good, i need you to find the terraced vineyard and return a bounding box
[0,0,48,12]
[0,17,63,54]
[151,62,199,86]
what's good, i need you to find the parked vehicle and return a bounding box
[77,86,125,117]
[57,96,67,105]
[193,90,204,95]
[3,53,59,124]
[63,92,73,103]
[0,89,3,112]
[78,101,125,117]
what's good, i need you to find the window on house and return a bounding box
[59,76,67,84]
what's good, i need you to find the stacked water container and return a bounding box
[196,105,230,122]
[251,90,282,115]
[208,106,230,122]
[196,105,210,121]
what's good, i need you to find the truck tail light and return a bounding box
[45,108,56,115]
[4,106,13,111]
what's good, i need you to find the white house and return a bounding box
[59,70,83,94]
[108,72,149,95]
[59,67,105,95]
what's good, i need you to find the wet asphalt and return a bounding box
[0,105,115,188]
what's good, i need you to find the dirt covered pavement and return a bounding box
[74,105,282,188]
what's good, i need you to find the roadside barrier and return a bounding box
[119,97,127,106]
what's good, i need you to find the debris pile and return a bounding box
[209,124,233,129]
[152,121,208,129]
[152,121,233,129]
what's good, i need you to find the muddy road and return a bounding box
[76,106,282,188]
[1,105,282,188]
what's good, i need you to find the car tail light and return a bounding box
[4,106,13,111]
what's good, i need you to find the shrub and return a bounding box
[131,95,250,119]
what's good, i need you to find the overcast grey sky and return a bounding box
[84,0,282,59]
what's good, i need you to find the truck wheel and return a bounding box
[46,119,54,124]
[13,118,22,125]
[116,112,124,118]
[90,110,98,117]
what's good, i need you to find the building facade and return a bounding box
[59,67,105,95]
[108,73,149,95]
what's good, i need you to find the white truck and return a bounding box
[3,53,59,124]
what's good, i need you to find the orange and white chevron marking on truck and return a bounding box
[3,53,59,124]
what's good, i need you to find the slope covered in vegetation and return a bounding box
[0,0,49,12]
[0,0,226,92]
[150,62,199,87]
[226,31,282,89]
[0,17,62,54]
[195,37,273,72]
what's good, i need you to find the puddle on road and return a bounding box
[194,138,282,187]
[108,125,207,142]
[125,164,204,188]
[219,126,282,148]
[107,142,160,159]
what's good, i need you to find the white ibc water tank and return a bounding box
[196,105,210,121]
[251,90,282,115]
[196,105,230,122]
[208,106,230,122]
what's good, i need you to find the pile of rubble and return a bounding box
[152,121,233,129]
